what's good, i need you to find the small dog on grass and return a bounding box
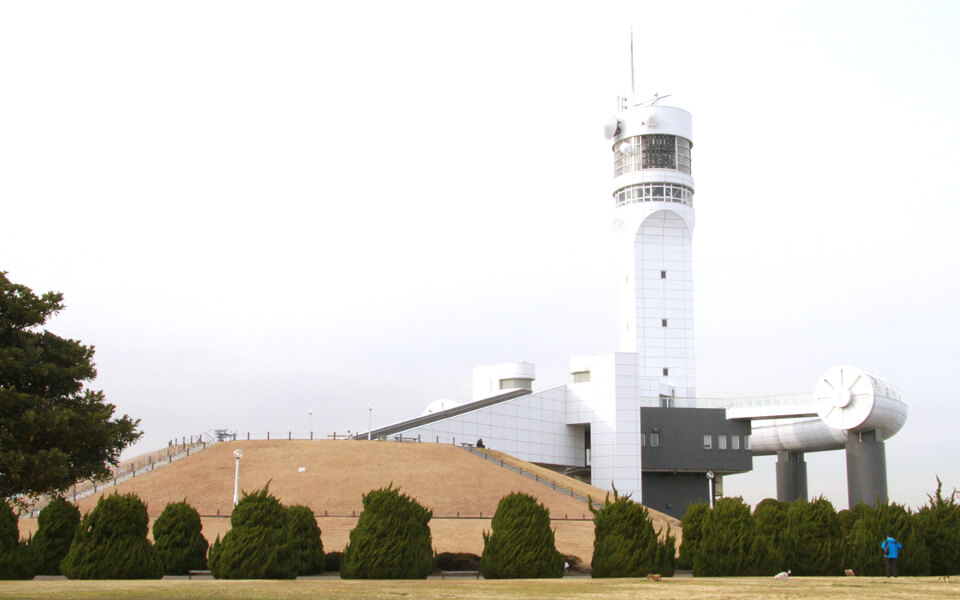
[645,574,661,581]
[774,570,791,581]
[844,569,855,576]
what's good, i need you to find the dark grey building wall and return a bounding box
[642,472,710,519]
[640,407,752,473]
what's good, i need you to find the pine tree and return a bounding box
[286,504,324,575]
[208,485,296,579]
[0,500,32,579]
[844,501,931,576]
[60,493,162,579]
[481,492,564,579]
[917,477,960,576]
[692,497,753,576]
[30,497,80,575]
[341,485,434,579]
[782,497,843,575]
[745,498,786,575]
[677,502,708,570]
[590,490,675,577]
[153,501,208,575]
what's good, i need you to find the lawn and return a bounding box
[0,577,955,600]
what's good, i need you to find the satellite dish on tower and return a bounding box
[619,142,633,155]
[603,114,621,139]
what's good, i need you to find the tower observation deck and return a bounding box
[607,99,696,399]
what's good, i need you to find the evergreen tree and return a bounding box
[590,490,675,577]
[481,492,564,579]
[286,504,324,575]
[0,500,32,579]
[61,493,162,579]
[208,485,296,579]
[692,497,753,576]
[917,477,960,576]
[30,496,80,575]
[153,501,208,575]
[0,271,140,502]
[782,497,843,575]
[745,498,787,575]
[677,502,708,570]
[341,485,434,579]
[844,501,931,576]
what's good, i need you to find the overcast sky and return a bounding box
[2,1,958,511]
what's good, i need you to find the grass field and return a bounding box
[0,577,956,600]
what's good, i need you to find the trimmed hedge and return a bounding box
[208,485,296,579]
[341,485,434,579]
[286,504,324,575]
[61,493,162,579]
[481,492,564,579]
[30,496,80,576]
[153,501,208,575]
[0,500,33,580]
[590,490,675,577]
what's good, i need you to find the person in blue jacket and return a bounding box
[881,534,903,577]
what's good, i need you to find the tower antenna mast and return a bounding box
[630,27,636,99]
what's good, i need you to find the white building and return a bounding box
[363,94,907,517]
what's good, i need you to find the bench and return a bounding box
[441,570,480,579]
[187,569,212,579]
[459,442,474,448]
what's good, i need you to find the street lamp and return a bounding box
[706,471,715,509]
[367,404,373,440]
[232,449,243,507]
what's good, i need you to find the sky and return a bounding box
[2,1,959,511]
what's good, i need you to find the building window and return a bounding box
[499,378,532,390]
[640,433,646,447]
[614,134,692,177]
[703,434,712,450]
[662,367,669,376]
[661,319,668,328]
[659,394,675,408]
[660,270,667,279]
[718,435,727,450]
[744,435,751,450]
[612,182,694,209]
[731,435,740,450]
[650,432,660,447]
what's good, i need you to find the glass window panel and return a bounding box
[703,434,712,450]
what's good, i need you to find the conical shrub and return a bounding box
[590,490,674,577]
[481,492,564,579]
[917,477,960,576]
[0,500,33,579]
[153,501,208,575]
[61,493,162,579]
[30,497,80,576]
[677,502,708,570]
[341,485,434,579]
[745,498,786,575]
[208,485,296,579]
[692,497,753,576]
[286,504,324,575]
[781,497,843,575]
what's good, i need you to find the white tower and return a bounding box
[606,97,696,400]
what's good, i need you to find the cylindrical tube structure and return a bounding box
[775,451,808,502]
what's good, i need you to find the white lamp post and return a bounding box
[706,471,715,509]
[367,404,373,440]
[232,449,243,507]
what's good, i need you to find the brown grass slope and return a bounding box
[19,440,681,562]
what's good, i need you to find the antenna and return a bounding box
[629,27,635,98]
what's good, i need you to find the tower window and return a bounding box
[660,270,667,279]
[662,367,669,376]
[661,319,668,328]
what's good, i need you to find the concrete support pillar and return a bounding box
[776,451,808,502]
[846,430,888,507]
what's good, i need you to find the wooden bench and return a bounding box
[187,569,212,579]
[441,570,480,579]
[459,442,474,448]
